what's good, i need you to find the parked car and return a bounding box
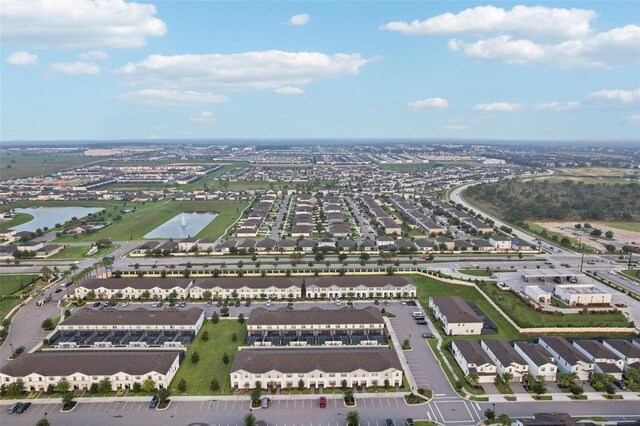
[416,320,428,325]
[245,299,251,307]
[15,402,31,413]
[615,380,627,390]
[6,402,21,413]
[205,301,213,308]
[260,397,271,408]
[319,396,327,408]
[335,300,341,306]
[406,419,414,426]
[384,300,389,306]
[216,300,222,307]
[374,299,379,305]
[222,300,229,307]
[234,300,240,307]
[121,302,129,307]
[400,300,406,306]
[422,333,434,339]
[178,301,187,308]
[266,299,272,307]
[385,420,395,426]
[102,301,111,307]
[149,395,158,409]
[92,302,101,307]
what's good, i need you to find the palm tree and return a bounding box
[346,411,360,426]
[40,266,53,282]
[556,371,578,388]
[466,372,479,388]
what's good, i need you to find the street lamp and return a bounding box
[10,343,15,358]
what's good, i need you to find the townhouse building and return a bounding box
[429,296,483,335]
[513,341,557,381]
[75,278,193,300]
[451,340,497,383]
[481,339,529,382]
[537,336,594,380]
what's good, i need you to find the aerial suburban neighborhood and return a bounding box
[1,1,639,426]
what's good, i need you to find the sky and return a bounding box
[1,0,639,142]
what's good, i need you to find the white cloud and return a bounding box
[535,88,639,111]
[288,13,310,26]
[0,0,167,49]
[626,114,640,123]
[447,25,640,69]
[78,50,108,60]
[117,51,370,91]
[408,97,449,110]
[115,89,230,106]
[443,124,470,130]
[381,5,595,39]
[472,102,520,112]
[188,111,218,123]
[275,86,305,95]
[50,61,100,75]
[6,51,38,66]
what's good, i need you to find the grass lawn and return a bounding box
[169,319,246,395]
[49,245,116,259]
[620,270,640,283]
[407,228,427,237]
[0,213,33,231]
[477,282,630,328]
[54,200,247,242]
[0,274,39,296]
[414,422,439,426]
[459,269,492,277]
[0,152,101,179]
[602,222,640,233]
[412,274,520,340]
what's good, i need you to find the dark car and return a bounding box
[6,402,21,413]
[245,299,251,307]
[15,402,31,413]
[386,420,395,426]
[615,380,627,390]
[156,302,163,307]
[374,300,379,305]
[422,333,434,339]
[216,300,222,307]
[93,302,101,307]
[319,396,327,408]
[234,300,240,307]
[416,320,428,325]
[222,300,229,307]
[149,395,159,409]
[406,419,415,426]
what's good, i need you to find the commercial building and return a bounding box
[230,347,403,390]
[553,285,612,306]
[428,296,483,335]
[524,286,552,304]
[0,351,182,392]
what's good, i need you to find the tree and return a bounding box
[36,419,51,426]
[178,378,187,392]
[531,381,547,395]
[569,383,584,397]
[485,408,496,421]
[211,311,220,323]
[343,389,354,405]
[244,413,257,426]
[238,313,245,324]
[133,382,142,393]
[497,413,512,426]
[142,378,156,393]
[203,290,212,300]
[157,388,170,406]
[346,410,360,426]
[7,379,24,396]
[97,378,112,394]
[465,372,479,388]
[55,378,70,394]
[298,378,305,391]
[605,230,614,239]
[202,330,209,341]
[232,333,238,342]
[62,391,75,410]
[250,387,261,407]
[501,372,513,383]
[210,378,220,392]
[556,371,578,388]
[191,351,200,363]
[41,318,54,330]
[222,352,230,364]
[624,367,640,386]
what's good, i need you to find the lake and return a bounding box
[12,207,104,232]
[144,212,219,239]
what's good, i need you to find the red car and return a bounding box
[216,300,222,307]
[319,396,327,408]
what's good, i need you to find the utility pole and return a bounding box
[579,238,585,272]
[629,251,634,269]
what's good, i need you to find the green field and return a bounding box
[0,151,100,179]
[49,245,116,259]
[54,200,248,242]
[0,213,33,231]
[169,319,246,395]
[621,270,640,283]
[0,274,40,319]
[477,282,630,328]
[604,222,640,232]
[458,269,492,277]
[412,274,520,340]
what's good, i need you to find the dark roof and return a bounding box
[539,336,590,365]
[81,278,191,290]
[62,307,204,327]
[232,348,402,374]
[453,340,494,366]
[604,339,640,358]
[0,351,181,377]
[430,296,482,324]
[514,341,555,366]
[194,277,300,290]
[574,340,620,361]
[482,339,527,366]
[248,306,383,327]
[306,276,414,289]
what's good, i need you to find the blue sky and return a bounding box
[1,0,639,141]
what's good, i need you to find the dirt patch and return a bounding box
[557,167,637,177]
[533,221,640,251]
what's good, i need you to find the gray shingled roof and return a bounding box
[0,351,181,377]
[453,340,494,367]
[482,339,526,366]
[305,276,414,289]
[248,306,383,327]
[431,296,482,324]
[231,348,402,374]
[81,278,191,290]
[514,341,554,366]
[62,307,204,327]
[194,277,300,290]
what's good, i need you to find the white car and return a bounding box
[121,302,129,307]
[335,300,341,306]
[266,300,272,307]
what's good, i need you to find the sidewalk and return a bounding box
[483,391,640,403]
